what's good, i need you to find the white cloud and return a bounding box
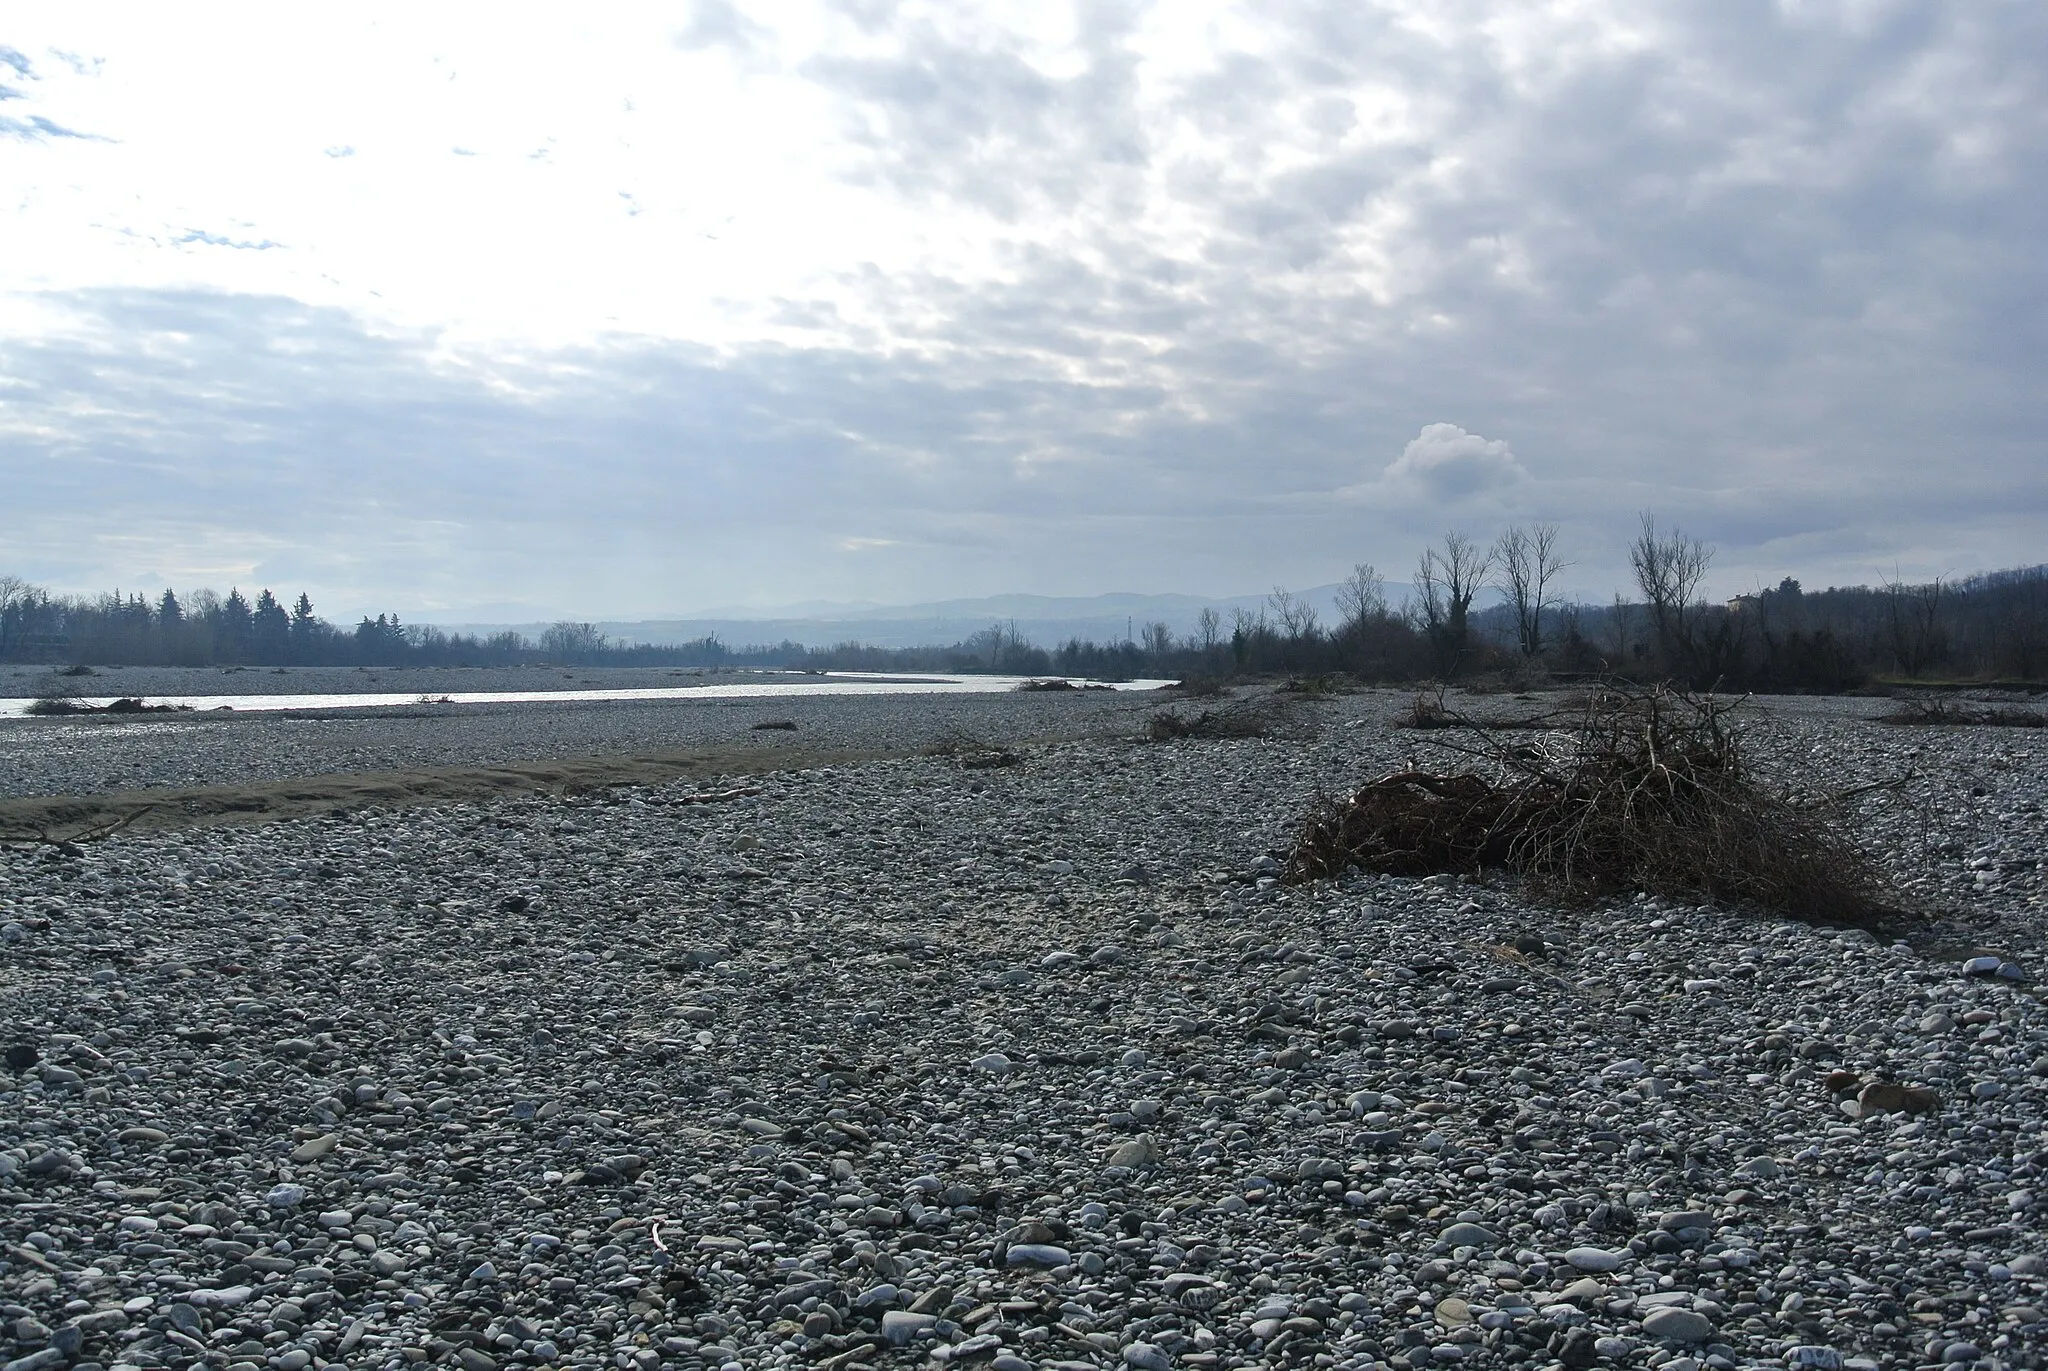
[0,3,2043,610]
[1382,423,1528,501]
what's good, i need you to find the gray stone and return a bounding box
[289,1133,339,1161]
[1438,1222,1499,1249]
[1123,1343,1173,1371]
[1004,1243,1070,1267]
[1105,1135,1159,1169]
[1641,1307,1714,1342]
[2,1349,68,1371]
[881,1311,937,1346]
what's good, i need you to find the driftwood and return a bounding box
[0,803,157,848]
[1289,684,1899,927]
[1880,697,2046,728]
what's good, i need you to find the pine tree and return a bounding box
[252,589,290,663]
[217,589,254,664]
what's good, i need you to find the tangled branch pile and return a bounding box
[925,730,1022,769]
[1147,697,1291,742]
[1289,686,1897,926]
[25,696,191,716]
[1880,697,2046,728]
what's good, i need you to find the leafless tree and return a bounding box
[1493,523,1568,658]
[1413,531,1494,676]
[540,621,610,660]
[1267,586,1320,641]
[1628,514,1714,677]
[1143,621,1174,657]
[1603,594,1637,667]
[1196,606,1222,653]
[0,575,37,658]
[1882,572,1947,676]
[1334,563,1388,634]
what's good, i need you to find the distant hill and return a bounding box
[419,583,1404,650]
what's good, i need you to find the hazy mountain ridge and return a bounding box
[417,584,1376,650]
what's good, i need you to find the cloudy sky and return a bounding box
[3,2,2043,620]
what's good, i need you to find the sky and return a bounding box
[2,1,2043,622]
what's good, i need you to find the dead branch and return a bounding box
[1289,681,1900,927]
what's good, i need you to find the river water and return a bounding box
[0,672,1176,718]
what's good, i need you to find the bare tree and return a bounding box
[1143,620,1174,657]
[1196,606,1222,653]
[1883,572,1947,676]
[1493,523,1568,658]
[1603,593,1637,666]
[540,621,609,661]
[1334,563,1388,633]
[1267,586,1320,641]
[1413,531,1494,675]
[0,575,37,658]
[1628,514,1714,678]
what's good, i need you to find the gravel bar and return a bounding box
[2,692,2045,1371]
[0,686,1159,803]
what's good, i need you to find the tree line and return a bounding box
[3,519,2044,689]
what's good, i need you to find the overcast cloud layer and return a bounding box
[2,2,2043,619]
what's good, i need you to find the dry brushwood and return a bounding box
[1397,686,1578,731]
[1289,684,1898,927]
[1880,697,2046,728]
[25,696,191,717]
[0,803,156,848]
[1147,697,1289,742]
[925,730,1022,769]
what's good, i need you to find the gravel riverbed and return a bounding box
[2,692,2045,1371]
[0,687,1154,802]
[0,667,830,703]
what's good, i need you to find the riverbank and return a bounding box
[3,664,791,702]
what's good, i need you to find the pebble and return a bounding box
[1439,1221,1499,1249]
[1641,1306,1716,1342]
[1003,1242,1070,1267]
[0,688,2043,1371]
[882,1310,938,1345]
[287,1132,338,1161]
